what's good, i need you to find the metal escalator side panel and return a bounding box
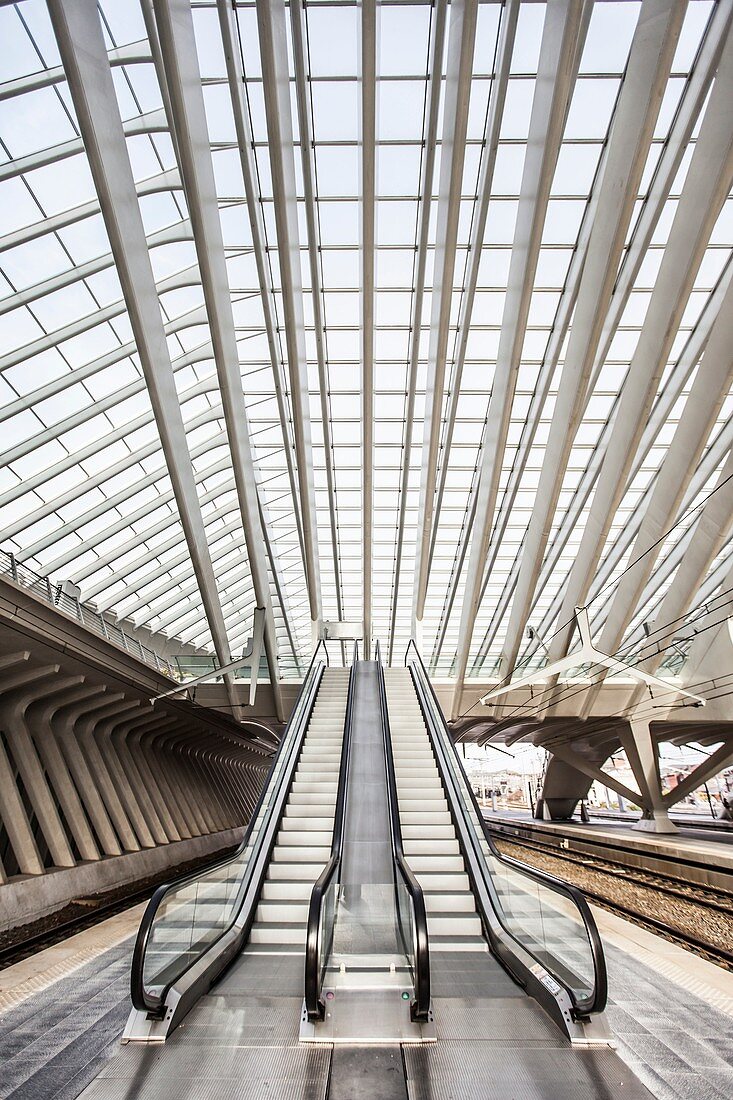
[376,648,431,1022]
[126,643,329,1041]
[403,642,608,1039]
[304,642,358,1021]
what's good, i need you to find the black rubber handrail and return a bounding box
[405,640,607,1017]
[375,640,431,1022]
[131,640,329,1016]
[304,641,358,1021]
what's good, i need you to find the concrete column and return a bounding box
[76,698,142,851]
[0,666,76,868]
[93,707,156,848]
[26,678,101,863]
[623,719,676,833]
[103,708,170,844]
[158,730,212,834]
[0,734,44,875]
[127,718,182,841]
[141,728,193,838]
[55,692,123,857]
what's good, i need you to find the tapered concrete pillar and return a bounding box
[0,665,76,868]
[0,735,44,875]
[75,698,142,851]
[623,719,676,833]
[26,677,101,863]
[55,690,124,857]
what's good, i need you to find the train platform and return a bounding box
[483,809,733,892]
[1,898,732,1100]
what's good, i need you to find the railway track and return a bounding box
[491,832,733,971]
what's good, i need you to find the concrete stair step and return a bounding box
[249,922,306,945]
[428,934,486,953]
[414,872,471,892]
[404,838,460,855]
[402,824,456,840]
[256,899,308,924]
[271,845,331,862]
[260,880,314,900]
[288,792,337,805]
[267,862,327,881]
[423,891,476,913]
[276,830,332,847]
[400,810,451,825]
[405,854,465,872]
[279,816,334,831]
[427,912,483,936]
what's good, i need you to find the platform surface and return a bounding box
[483,808,733,871]
[1,900,733,1099]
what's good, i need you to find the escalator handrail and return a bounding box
[131,640,329,1015]
[405,639,607,1016]
[304,641,358,1021]
[375,640,431,1021]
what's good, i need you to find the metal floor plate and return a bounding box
[403,1045,655,1100]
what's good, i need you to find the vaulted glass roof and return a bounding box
[1,0,732,718]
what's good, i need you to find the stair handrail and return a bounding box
[375,640,431,1021]
[130,640,329,1016]
[304,640,359,1020]
[405,639,607,1018]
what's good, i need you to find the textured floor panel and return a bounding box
[430,997,564,1045]
[428,951,521,999]
[178,994,303,1044]
[80,1079,328,1100]
[214,949,306,996]
[403,1045,655,1100]
[96,1043,329,1082]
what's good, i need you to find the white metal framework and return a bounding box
[1,0,732,721]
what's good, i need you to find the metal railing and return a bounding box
[1,547,178,678]
[130,641,329,1030]
[375,639,431,1022]
[406,640,607,1023]
[304,641,358,1021]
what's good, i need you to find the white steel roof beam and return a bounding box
[152,0,286,717]
[216,0,307,578]
[499,0,686,689]
[626,450,733,702]
[388,0,448,666]
[425,0,520,587]
[361,0,377,656]
[413,0,478,630]
[449,0,589,717]
[577,200,733,715]
[550,28,733,674]
[255,0,322,629]
[289,0,345,636]
[47,0,237,707]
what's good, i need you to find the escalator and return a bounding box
[124,643,350,1041]
[391,641,608,1042]
[302,644,431,1042]
[104,640,653,1099]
